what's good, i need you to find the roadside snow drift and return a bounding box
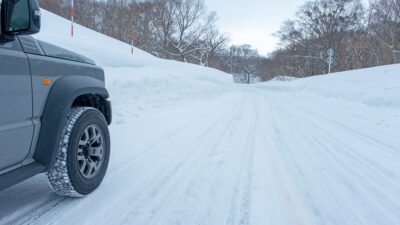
[0,10,399,225]
[260,64,400,108]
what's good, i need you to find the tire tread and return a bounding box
[48,107,94,198]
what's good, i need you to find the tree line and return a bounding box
[39,0,400,83]
[38,0,230,68]
[270,0,400,79]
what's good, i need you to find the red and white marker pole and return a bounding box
[71,0,74,37]
[205,39,209,66]
[131,31,134,55]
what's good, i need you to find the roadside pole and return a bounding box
[230,50,233,74]
[327,48,334,74]
[71,0,74,37]
[206,39,209,67]
[131,31,134,55]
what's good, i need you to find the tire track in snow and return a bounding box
[268,93,399,196]
[23,198,77,225]
[130,98,247,225]
[225,98,259,225]
[262,92,399,225]
[279,99,398,224]
[257,94,318,225]
[108,95,239,175]
[1,196,77,225]
[153,96,248,225]
[277,92,400,155]
[86,97,246,225]
[190,99,248,225]
[263,94,357,225]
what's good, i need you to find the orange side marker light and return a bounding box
[43,78,51,86]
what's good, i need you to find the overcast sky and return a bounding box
[204,0,369,56]
[203,0,309,56]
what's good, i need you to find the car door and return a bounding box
[0,34,34,170]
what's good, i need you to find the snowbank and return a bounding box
[34,10,233,86]
[259,64,400,107]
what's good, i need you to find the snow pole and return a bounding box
[131,31,134,55]
[206,39,209,67]
[327,49,334,74]
[71,0,74,37]
[230,50,233,74]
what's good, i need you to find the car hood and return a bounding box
[17,36,95,65]
[38,41,96,65]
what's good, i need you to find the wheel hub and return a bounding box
[77,125,105,179]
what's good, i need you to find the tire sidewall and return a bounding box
[67,109,111,195]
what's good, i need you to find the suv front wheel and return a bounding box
[48,107,111,197]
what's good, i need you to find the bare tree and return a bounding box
[369,0,400,64]
[192,12,229,66]
[275,0,364,76]
[230,45,261,83]
[165,0,206,62]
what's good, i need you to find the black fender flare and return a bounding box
[34,75,109,170]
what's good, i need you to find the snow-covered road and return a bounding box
[1,10,399,225]
[1,84,399,225]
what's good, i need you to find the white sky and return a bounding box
[204,0,368,56]
[204,0,308,56]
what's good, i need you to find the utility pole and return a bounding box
[71,0,74,37]
[327,48,334,74]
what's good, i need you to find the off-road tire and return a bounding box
[48,107,110,197]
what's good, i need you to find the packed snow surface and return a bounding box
[1,10,399,225]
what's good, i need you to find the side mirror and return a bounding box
[1,0,41,35]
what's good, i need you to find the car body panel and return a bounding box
[0,36,34,171]
[19,37,106,163]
